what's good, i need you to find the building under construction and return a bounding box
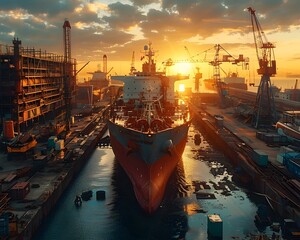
[0,20,76,139]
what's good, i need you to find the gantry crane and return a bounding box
[209,44,248,108]
[248,7,277,128]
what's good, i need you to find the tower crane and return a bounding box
[208,44,249,108]
[248,7,277,128]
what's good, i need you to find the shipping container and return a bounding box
[283,152,300,165]
[252,149,268,167]
[0,213,9,238]
[214,117,224,128]
[10,182,30,200]
[285,158,300,178]
[207,214,223,239]
[256,131,288,145]
[48,136,57,149]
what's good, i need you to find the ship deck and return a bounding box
[113,112,191,133]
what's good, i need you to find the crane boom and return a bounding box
[248,7,276,76]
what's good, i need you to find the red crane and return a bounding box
[248,7,277,128]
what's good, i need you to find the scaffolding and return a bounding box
[0,39,76,134]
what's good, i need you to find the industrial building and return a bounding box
[0,20,76,138]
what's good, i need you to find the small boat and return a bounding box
[74,195,82,207]
[7,133,37,153]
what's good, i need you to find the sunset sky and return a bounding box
[0,0,300,83]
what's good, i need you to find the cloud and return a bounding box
[0,0,299,74]
[0,0,82,17]
[129,0,160,7]
[103,2,145,30]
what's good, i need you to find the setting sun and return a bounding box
[173,62,192,75]
[179,83,185,92]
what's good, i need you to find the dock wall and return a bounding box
[17,122,108,239]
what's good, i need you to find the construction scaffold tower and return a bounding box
[63,19,76,131]
[248,7,277,128]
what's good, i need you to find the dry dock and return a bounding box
[0,109,108,239]
[190,101,300,229]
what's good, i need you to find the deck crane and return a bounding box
[209,44,248,108]
[248,7,277,128]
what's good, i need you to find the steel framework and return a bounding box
[248,7,277,128]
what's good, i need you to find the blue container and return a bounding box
[285,158,300,178]
[252,149,268,167]
[207,214,223,239]
[0,213,9,237]
[47,136,57,149]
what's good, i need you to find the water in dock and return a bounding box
[33,123,280,240]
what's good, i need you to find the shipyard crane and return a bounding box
[208,44,249,108]
[184,46,202,92]
[76,61,90,76]
[161,58,191,74]
[248,7,277,128]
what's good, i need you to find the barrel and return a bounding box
[96,190,105,200]
[3,121,14,140]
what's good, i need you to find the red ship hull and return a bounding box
[108,120,189,214]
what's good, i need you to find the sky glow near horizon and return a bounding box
[0,0,300,81]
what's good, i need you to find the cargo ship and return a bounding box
[107,43,191,214]
[203,72,247,91]
[224,72,247,90]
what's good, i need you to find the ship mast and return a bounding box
[142,42,157,73]
[147,42,153,72]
